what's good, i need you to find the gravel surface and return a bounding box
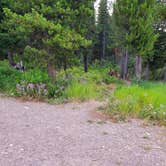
[0,97,166,166]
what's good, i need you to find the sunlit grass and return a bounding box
[107,82,166,125]
[64,80,99,101]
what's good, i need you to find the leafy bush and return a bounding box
[107,82,166,125]
[0,61,21,93]
[47,78,69,98]
[21,69,50,83]
[0,61,51,97]
[65,66,122,85]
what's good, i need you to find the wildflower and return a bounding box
[27,83,34,89]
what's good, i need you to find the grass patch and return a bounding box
[107,82,166,125]
[64,80,99,101]
[57,65,123,101]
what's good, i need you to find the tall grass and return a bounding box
[62,66,122,101]
[107,82,166,125]
[64,80,99,101]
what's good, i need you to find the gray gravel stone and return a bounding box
[0,97,165,166]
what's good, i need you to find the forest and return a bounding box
[0,0,166,125]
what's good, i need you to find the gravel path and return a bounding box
[0,97,166,166]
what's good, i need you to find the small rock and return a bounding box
[9,144,13,147]
[1,151,8,155]
[101,146,105,149]
[20,148,24,151]
[143,132,151,139]
[24,106,29,110]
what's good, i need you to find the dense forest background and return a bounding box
[0,0,165,80]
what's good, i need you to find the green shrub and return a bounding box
[21,69,50,83]
[47,78,69,98]
[107,82,166,125]
[65,66,122,85]
[0,61,21,93]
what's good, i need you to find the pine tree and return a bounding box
[112,0,131,79]
[112,0,158,80]
[1,0,93,76]
[153,1,166,80]
[97,0,109,61]
[0,0,13,60]
[127,0,158,79]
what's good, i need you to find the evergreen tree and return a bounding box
[97,0,109,61]
[127,0,158,79]
[112,0,158,79]
[0,0,13,60]
[112,0,131,79]
[1,0,94,76]
[152,1,166,80]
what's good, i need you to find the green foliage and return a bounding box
[0,0,165,84]
[0,60,120,100]
[112,0,158,57]
[0,61,21,93]
[64,62,121,85]
[60,63,123,101]
[21,69,49,84]
[128,0,158,58]
[107,82,166,125]
[153,1,166,76]
[98,0,109,28]
[64,80,99,101]
[0,61,50,97]
[0,0,94,73]
[111,0,158,79]
[95,0,110,60]
[47,78,69,98]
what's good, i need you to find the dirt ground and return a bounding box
[0,97,166,166]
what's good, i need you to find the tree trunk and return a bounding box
[120,49,128,80]
[145,61,149,80]
[102,27,106,60]
[84,54,88,73]
[47,61,56,79]
[8,51,15,66]
[64,56,67,72]
[164,71,166,83]
[135,55,142,80]
[64,56,68,78]
[164,64,166,83]
[124,50,128,80]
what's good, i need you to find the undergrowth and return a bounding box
[0,61,120,100]
[107,82,166,126]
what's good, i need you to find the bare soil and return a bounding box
[0,97,166,166]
